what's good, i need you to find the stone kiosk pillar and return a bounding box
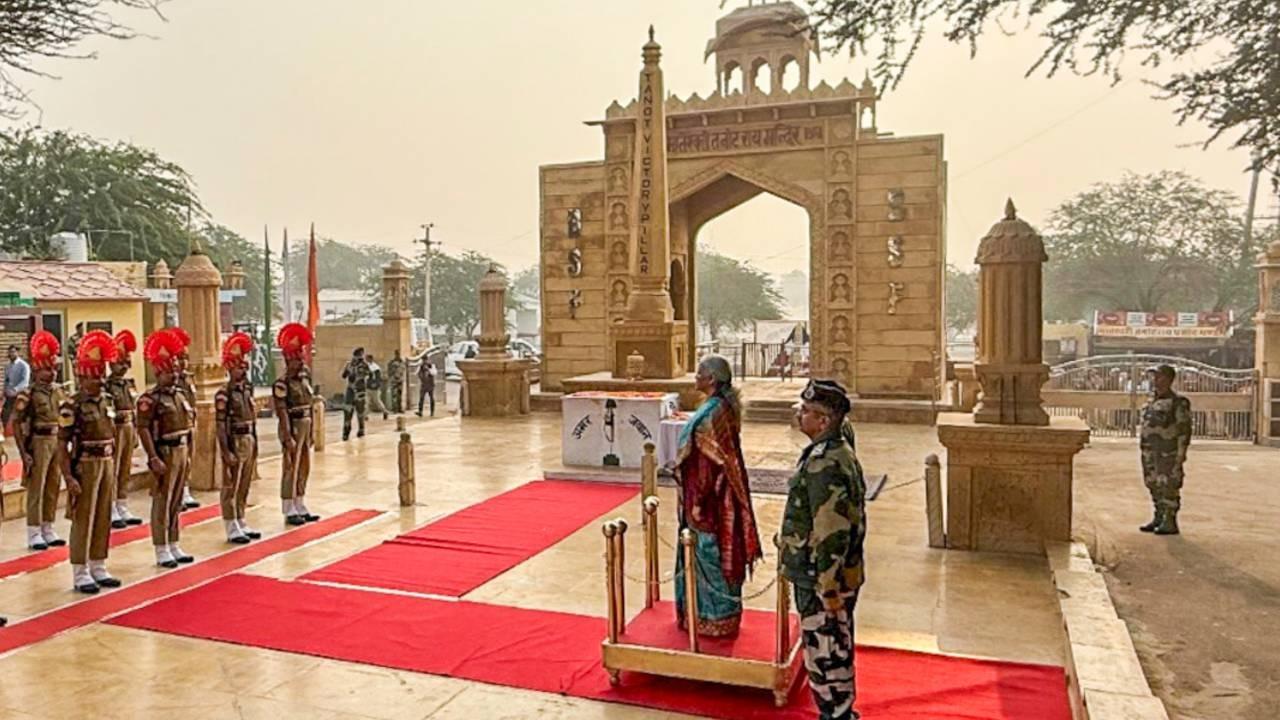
[936,201,1089,554]
[609,29,689,380]
[174,246,224,492]
[1256,240,1280,445]
[457,267,533,417]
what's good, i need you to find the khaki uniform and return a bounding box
[138,386,193,547]
[177,372,197,500]
[14,383,65,527]
[216,382,257,521]
[105,375,138,502]
[274,372,314,500]
[60,391,117,565]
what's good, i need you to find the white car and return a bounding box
[444,339,541,381]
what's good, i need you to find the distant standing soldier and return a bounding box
[12,331,67,551]
[275,323,320,526]
[138,329,196,568]
[387,350,405,414]
[340,347,371,440]
[59,331,123,594]
[106,330,144,529]
[366,353,389,420]
[1139,364,1192,535]
[416,360,436,417]
[781,379,867,720]
[216,332,261,544]
[170,327,201,510]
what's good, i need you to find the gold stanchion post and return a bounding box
[603,521,619,643]
[774,533,790,665]
[680,528,699,653]
[641,442,657,500]
[613,518,628,634]
[643,496,660,608]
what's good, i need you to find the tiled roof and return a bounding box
[0,261,147,302]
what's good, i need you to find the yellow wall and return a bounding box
[44,299,146,383]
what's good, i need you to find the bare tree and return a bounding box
[0,1,165,118]
[807,0,1280,174]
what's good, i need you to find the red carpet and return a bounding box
[111,574,1072,720]
[0,504,223,581]
[0,510,379,655]
[301,480,637,596]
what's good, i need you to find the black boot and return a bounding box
[1139,508,1161,533]
[1154,510,1180,535]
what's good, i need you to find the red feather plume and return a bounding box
[221,331,254,369]
[28,330,60,371]
[75,330,119,378]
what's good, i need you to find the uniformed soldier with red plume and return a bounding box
[216,332,261,544]
[274,323,319,526]
[138,329,196,568]
[58,330,123,593]
[11,330,68,551]
[106,329,144,528]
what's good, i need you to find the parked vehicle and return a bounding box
[444,338,541,383]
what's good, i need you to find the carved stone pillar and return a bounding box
[972,199,1050,426]
[936,200,1089,554]
[174,247,223,492]
[1256,240,1280,444]
[456,267,532,417]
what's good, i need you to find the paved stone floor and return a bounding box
[0,413,1066,719]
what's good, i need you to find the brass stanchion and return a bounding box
[643,496,660,608]
[641,442,657,500]
[774,532,790,664]
[613,518,628,634]
[603,521,619,643]
[680,528,699,653]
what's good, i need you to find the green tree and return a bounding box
[0,1,162,119]
[285,236,399,294]
[512,265,539,308]
[697,246,784,340]
[1041,171,1260,324]
[0,128,200,262]
[397,248,518,341]
[808,0,1280,173]
[945,264,977,333]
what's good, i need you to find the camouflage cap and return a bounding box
[801,378,851,416]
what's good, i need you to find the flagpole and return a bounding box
[261,225,275,384]
[306,222,320,366]
[281,227,292,323]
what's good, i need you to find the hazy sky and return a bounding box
[4,0,1260,277]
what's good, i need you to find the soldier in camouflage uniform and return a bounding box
[386,350,405,414]
[780,379,866,720]
[340,347,371,440]
[1138,365,1192,535]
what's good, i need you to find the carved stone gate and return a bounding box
[538,2,947,400]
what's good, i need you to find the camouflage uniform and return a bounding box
[780,425,867,720]
[1139,389,1192,532]
[341,356,371,440]
[386,356,405,414]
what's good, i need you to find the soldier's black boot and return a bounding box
[1154,510,1180,535]
[1139,508,1161,533]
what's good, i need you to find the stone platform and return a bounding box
[561,371,700,410]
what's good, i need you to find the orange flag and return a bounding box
[306,223,320,356]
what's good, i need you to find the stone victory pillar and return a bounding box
[456,267,532,416]
[1256,240,1280,445]
[935,201,1089,554]
[174,246,224,492]
[609,28,689,380]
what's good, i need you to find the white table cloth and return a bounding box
[561,392,678,469]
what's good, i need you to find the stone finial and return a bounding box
[150,258,172,289]
[223,260,246,290]
[972,199,1050,426]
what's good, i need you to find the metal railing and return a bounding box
[1044,353,1256,440]
[735,342,810,379]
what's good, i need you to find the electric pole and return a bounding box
[418,223,437,347]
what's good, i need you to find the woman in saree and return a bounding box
[674,355,764,637]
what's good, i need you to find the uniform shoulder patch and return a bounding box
[272,381,287,399]
[137,393,154,413]
[58,402,75,428]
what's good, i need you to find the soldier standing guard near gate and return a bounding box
[1139,364,1192,535]
[275,323,319,527]
[106,330,144,529]
[138,329,196,568]
[12,331,67,551]
[782,379,867,720]
[170,327,201,510]
[59,331,123,594]
[217,332,261,544]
